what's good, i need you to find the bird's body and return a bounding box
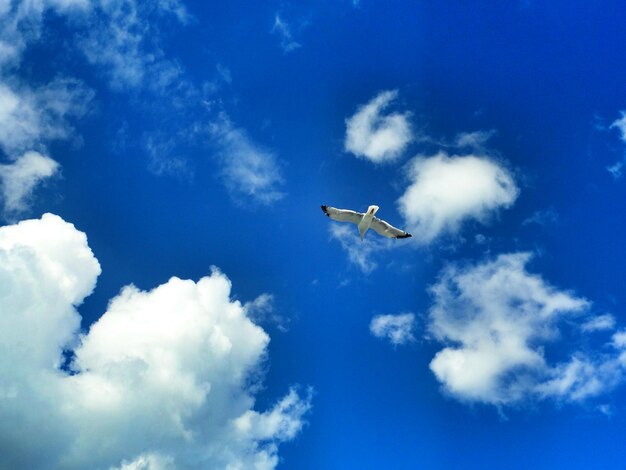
[321,204,412,240]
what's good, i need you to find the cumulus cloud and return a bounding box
[272,15,301,53]
[0,151,59,215]
[370,313,415,345]
[0,214,311,469]
[397,152,518,244]
[428,253,626,405]
[345,90,412,163]
[209,114,285,205]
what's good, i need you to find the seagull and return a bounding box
[321,205,412,240]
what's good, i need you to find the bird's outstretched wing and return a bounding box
[321,205,363,225]
[370,217,412,239]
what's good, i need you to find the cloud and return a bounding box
[0,78,93,157]
[0,151,59,216]
[453,130,496,153]
[522,207,559,226]
[397,152,518,244]
[0,214,311,469]
[370,313,416,345]
[580,314,616,333]
[428,252,626,405]
[272,15,301,53]
[607,111,626,179]
[209,114,285,205]
[329,224,386,273]
[79,0,191,92]
[0,0,89,69]
[610,111,626,141]
[344,90,412,163]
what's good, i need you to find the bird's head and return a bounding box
[367,205,379,215]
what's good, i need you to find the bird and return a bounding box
[321,204,412,240]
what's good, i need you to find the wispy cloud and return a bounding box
[345,90,412,163]
[0,151,59,217]
[272,14,302,53]
[398,152,518,244]
[370,313,416,346]
[453,129,496,153]
[428,252,626,406]
[329,224,390,273]
[209,114,285,205]
[0,78,93,157]
[79,0,191,93]
[0,213,311,469]
[607,111,626,179]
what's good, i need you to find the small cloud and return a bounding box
[370,313,416,346]
[329,224,391,274]
[0,151,59,217]
[244,293,290,332]
[272,15,301,53]
[0,78,93,156]
[522,207,559,226]
[397,152,518,244]
[143,133,193,179]
[607,160,623,179]
[453,130,496,153]
[610,111,626,142]
[344,90,412,163]
[209,114,285,206]
[581,314,616,333]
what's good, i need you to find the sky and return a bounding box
[1,1,626,469]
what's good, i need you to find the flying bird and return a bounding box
[321,205,412,240]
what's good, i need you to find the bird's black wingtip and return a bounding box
[396,232,412,239]
[321,205,330,217]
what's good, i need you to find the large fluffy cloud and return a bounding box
[428,253,626,405]
[0,214,311,469]
[398,152,518,244]
[344,90,412,163]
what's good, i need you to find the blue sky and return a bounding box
[1,0,626,468]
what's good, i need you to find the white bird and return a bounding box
[321,205,412,240]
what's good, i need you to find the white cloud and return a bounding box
[272,15,301,53]
[79,0,190,92]
[329,224,385,274]
[453,130,496,153]
[398,152,518,244]
[0,214,311,469]
[370,313,415,346]
[607,160,623,179]
[209,114,285,205]
[581,314,616,333]
[610,111,626,141]
[0,0,89,69]
[0,151,59,215]
[344,90,412,163]
[607,111,626,179]
[0,78,93,156]
[522,207,559,226]
[428,252,626,406]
